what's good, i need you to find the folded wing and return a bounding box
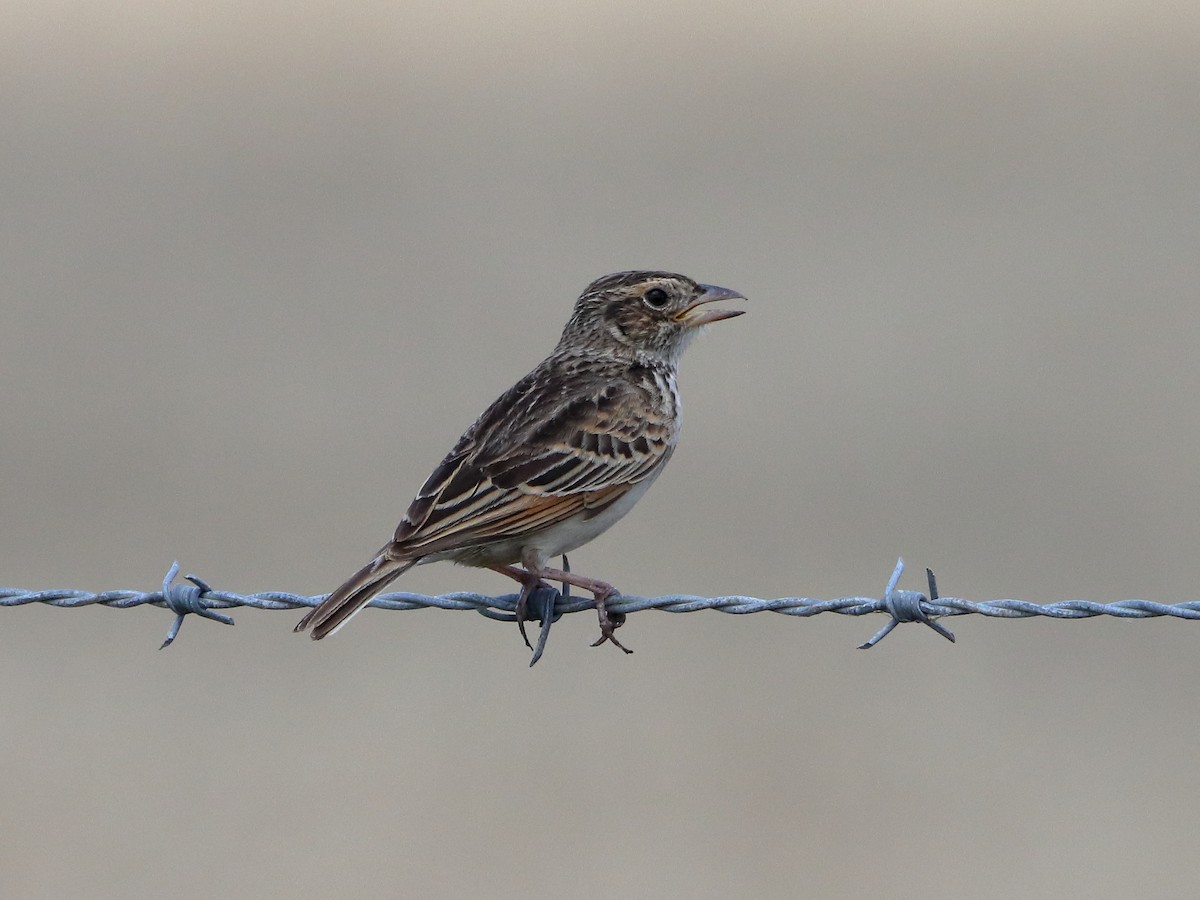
[392,359,676,558]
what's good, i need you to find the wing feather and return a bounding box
[389,355,676,558]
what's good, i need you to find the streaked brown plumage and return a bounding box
[295,270,745,650]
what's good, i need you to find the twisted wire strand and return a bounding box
[5,583,1200,620]
[3,559,1198,661]
[8,588,1200,618]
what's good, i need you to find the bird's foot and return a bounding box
[588,584,631,654]
[513,573,558,651]
[493,563,632,656]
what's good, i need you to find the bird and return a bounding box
[295,270,745,652]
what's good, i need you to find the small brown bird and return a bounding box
[295,271,745,651]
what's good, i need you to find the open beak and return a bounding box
[675,284,747,328]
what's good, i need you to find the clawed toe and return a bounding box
[492,563,633,657]
[590,587,632,654]
[514,576,555,651]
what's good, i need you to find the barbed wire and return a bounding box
[3,559,1197,665]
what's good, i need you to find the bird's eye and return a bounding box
[643,287,670,308]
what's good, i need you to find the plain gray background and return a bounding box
[4,2,1200,897]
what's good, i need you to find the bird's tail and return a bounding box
[295,550,417,640]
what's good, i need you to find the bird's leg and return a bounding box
[492,564,631,654]
[536,565,631,654]
[490,564,553,650]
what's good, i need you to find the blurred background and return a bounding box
[3,1,1199,897]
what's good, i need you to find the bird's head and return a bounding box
[559,271,745,364]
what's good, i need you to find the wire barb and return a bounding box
[158,562,234,649]
[858,558,956,649]
[5,558,1200,661]
[473,556,571,665]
